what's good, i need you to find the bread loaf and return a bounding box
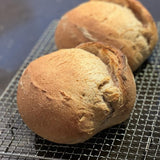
[55,0,158,71]
[17,42,136,144]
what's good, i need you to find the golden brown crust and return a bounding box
[90,0,158,51]
[17,43,136,144]
[77,42,136,129]
[55,0,158,71]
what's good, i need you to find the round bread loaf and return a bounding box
[17,42,136,144]
[55,0,158,71]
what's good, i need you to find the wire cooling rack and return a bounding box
[0,20,160,160]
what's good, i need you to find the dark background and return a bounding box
[0,0,159,95]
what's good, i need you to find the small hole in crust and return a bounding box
[146,36,151,45]
[82,93,86,97]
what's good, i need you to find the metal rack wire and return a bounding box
[0,20,160,160]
